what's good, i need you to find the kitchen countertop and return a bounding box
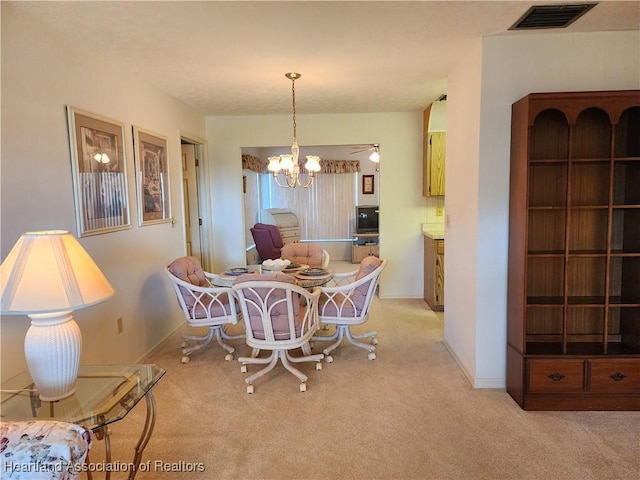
[422,224,444,240]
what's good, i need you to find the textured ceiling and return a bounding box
[10,1,640,115]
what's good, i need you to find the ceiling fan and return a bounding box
[350,144,380,163]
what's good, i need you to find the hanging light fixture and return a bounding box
[267,72,321,188]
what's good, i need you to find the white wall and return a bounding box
[205,112,425,299]
[444,30,640,388]
[443,39,484,385]
[1,5,205,381]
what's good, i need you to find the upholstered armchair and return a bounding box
[280,242,330,268]
[250,223,284,261]
[313,256,386,362]
[0,421,92,480]
[165,256,243,363]
[232,273,324,393]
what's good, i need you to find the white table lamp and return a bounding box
[1,230,114,401]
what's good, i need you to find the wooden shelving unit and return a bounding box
[351,233,379,263]
[507,90,640,410]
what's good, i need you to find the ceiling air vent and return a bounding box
[510,3,597,30]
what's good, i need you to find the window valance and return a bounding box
[321,160,360,174]
[242,154,265,173]
[242,154,360,174]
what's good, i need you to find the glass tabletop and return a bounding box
[213,264,333,288]
[0,364,165,431]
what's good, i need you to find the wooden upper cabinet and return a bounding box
[423,102,446,197]
[423,104,432,135]
[426,132,446,196]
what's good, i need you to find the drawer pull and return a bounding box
[609,372,626,382]
[547,372,565,381]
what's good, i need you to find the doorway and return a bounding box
[180,139,205,267]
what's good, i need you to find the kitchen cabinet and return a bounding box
[506,90,640,411]
[423,102,446,197]
[424,235,444,311]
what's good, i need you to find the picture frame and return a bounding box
[133,126,171,226]
[362,174,375,195]
[66,107,131,237]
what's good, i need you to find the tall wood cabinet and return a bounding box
[507,90,640,411]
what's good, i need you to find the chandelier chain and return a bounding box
[291,77,297,141]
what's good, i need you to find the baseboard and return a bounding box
[137,321,185,363]
[442,339,506,390]
[378,294,424,300]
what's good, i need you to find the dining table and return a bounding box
[212,263,334,289]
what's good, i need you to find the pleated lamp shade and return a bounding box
[0,230,114,400]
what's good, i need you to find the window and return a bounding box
[260,172,356,240]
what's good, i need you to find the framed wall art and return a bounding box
[362,174,375,195]
[66,107,131,237]
[133,126,171,226]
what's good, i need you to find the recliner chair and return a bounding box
[250,223,284,261]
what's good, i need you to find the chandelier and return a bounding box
[267,72,321,188]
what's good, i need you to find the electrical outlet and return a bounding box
[436,207,444,217]
[117,317,123,334]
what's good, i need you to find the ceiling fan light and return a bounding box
[369,151,380,163]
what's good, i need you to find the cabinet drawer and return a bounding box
[590,360,640,393]
[436,240,444,255]
[527,360,585,393]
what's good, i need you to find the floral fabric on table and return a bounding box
[0,420,92,480]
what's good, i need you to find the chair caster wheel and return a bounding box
[325,355,333,364]
[181,356,190,364]
[246,385,254,394]
[367,352,376,360]
[241,365,248,373]
[316,362,323,371]
[372,337,379,346]
[225,353,233,362]
[299,383,307,392]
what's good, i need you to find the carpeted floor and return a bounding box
[92,282,639,480]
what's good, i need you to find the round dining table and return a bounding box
[212,264,334,288]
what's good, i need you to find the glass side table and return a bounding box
[1,364,165,480]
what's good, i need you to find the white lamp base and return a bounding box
[25,311,82,401]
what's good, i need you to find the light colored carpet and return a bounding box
[93,283,639,480]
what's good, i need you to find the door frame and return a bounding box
[179,132,213,271]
